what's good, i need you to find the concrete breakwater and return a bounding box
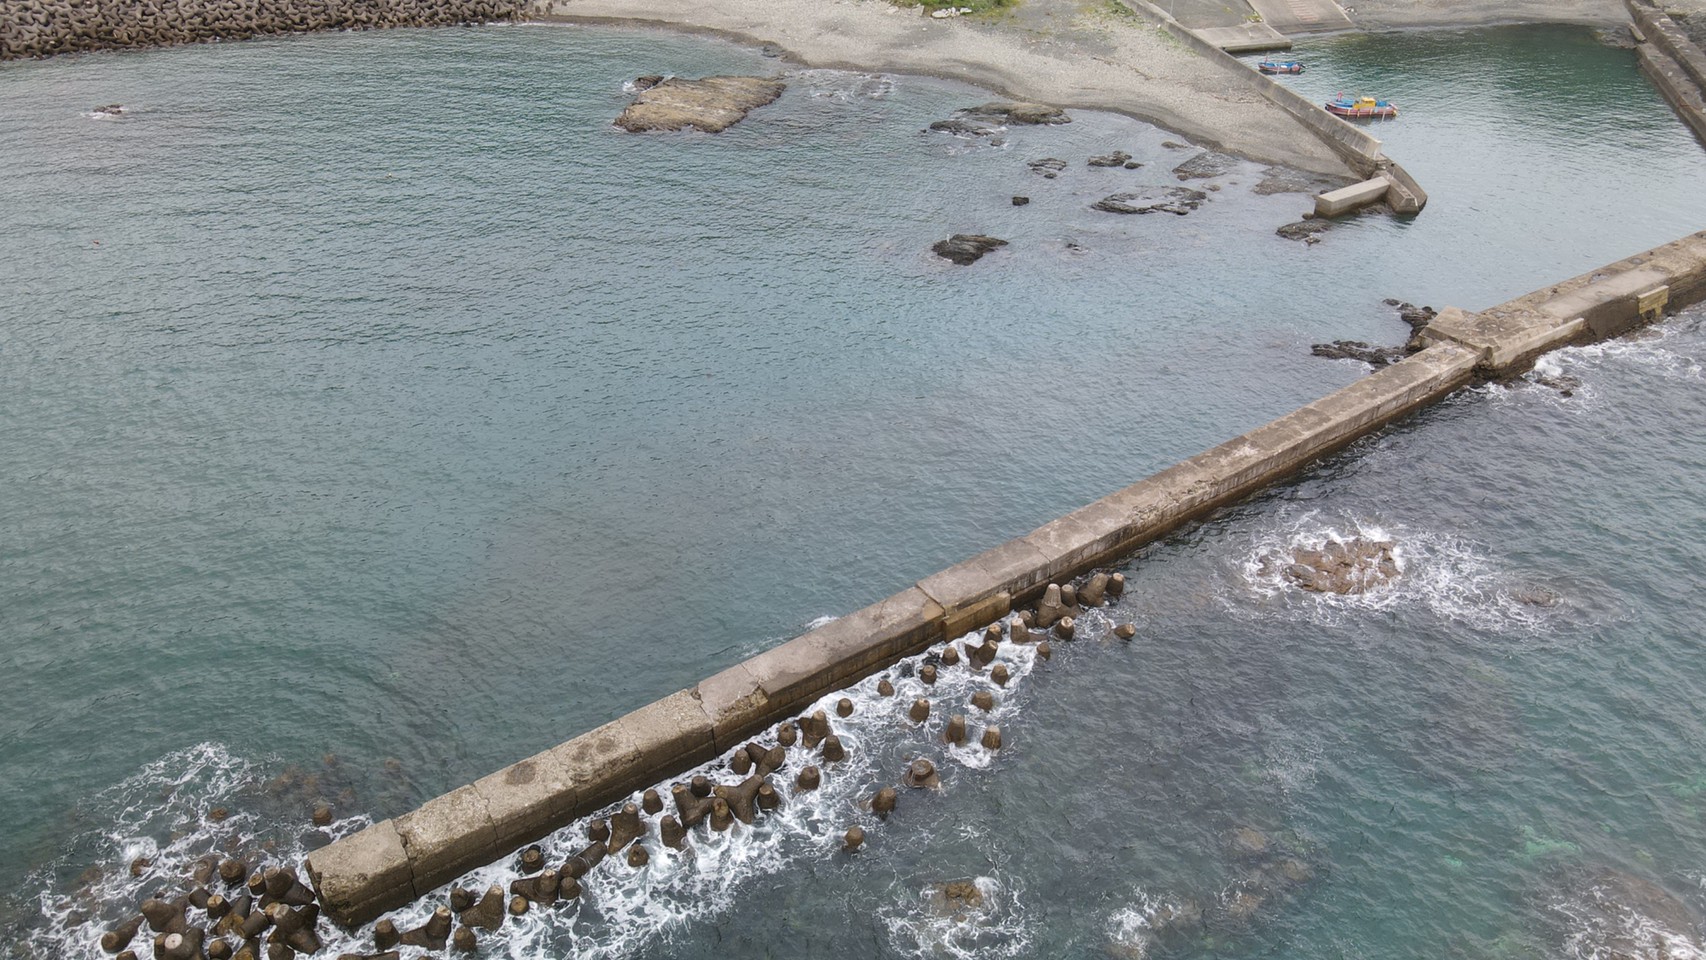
[1628,0,1706,145]
[0,0,526,61]
[1115,0,1427,213]
[305,228,1706,927]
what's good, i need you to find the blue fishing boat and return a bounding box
[1325,93,1398,118]
[1258,59,1305,74]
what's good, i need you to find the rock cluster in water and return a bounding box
[1091,186,1208,216]
[613,76,787,134]
[0,0,526,61]
[1311,299,1437,366]
[932,233,1008,266]
[1281,537,1400,594]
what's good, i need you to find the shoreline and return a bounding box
[533,0,1358,178]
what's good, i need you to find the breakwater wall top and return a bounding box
[0,0,525,61]
[1627,0,1706,145]
[306,228,1706,926]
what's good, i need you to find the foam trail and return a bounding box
[12,612,1057,960]
[1238,512,1565,633]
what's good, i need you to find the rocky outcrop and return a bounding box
[1027,158,1067,178]
[928,118,1001,138]
[1088,151,1132,167]
[932,234,1008,265]
[1,0,527,61]
[958,101,1070,125]
[1277,219,1332,244]
[1172,151,1239,180]
[1311,341,1408,366]
[1281,538,1400,594]
[1091,186,1207,215]
[614,76,786,133]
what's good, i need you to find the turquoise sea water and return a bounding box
[3,20,1706,958]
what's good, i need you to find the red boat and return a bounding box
[1325,94,1398,118]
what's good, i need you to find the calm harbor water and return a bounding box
[3,19,1706,958]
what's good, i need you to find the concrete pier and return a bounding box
[1116,0,1426,212]
[306,229,1706,927]
[1314,177,1393,216]
[1628,0,1706,146]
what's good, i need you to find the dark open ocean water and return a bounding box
[3,20,1706,958]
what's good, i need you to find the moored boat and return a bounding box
[1324,93,1398,118]
[1258,59,1304,74]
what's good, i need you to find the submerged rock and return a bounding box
[1559,868,1706,958]
[928,118,1001,137]
[1282,538,1400,594]
[1172,151,1239,180]
[960,101,1071,125]
[1255,166,1342,195]
[932,234,1008,265]
[1088,150,1133,167]
[928,879,986,920]
[1383,298,1437,334]
[1311,340,1409,366]
[1228,826,1273,859]
[1028,157,1067,178]
[1091,186,1207,216]
[614,76,786,133]
[1277,218,1332,244]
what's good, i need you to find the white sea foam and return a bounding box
[13,742,372,960]
[16,622,1045,959]
[792,69,896,103]
[1553,887,1706,960]
[879,874,1030,960]
[1238,513,1560,633]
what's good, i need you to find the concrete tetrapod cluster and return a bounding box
[0,0,527,61]
[95,861,334,960]
[372,569,1137,951]
[90,570,1139,959]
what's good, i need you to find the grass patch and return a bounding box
[891,0,1018,15]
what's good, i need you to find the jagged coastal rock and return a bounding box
[932,234,1008,265]
[1172,152,1239,180]
[958,101,1071,125]
[1277,218,1333,244]
[1028,158,1067,179]
[1282,538,1400,594]
[1091,186,1208,215]
[614,76,786,133]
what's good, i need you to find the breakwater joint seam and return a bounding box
[306,228,1706,927]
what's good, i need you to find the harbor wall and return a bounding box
[1115,0,1389,176]
[306,229,1706,926]
[1628,0,1706,146]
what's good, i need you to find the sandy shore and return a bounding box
[536,0,1360,177]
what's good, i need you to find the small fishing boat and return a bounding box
[1258,59,1304,74]
[1324,93,1398,118]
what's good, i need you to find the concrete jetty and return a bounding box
[1117,0,1427,213]
[1628,0,1706,146]
[306,229,1706,927]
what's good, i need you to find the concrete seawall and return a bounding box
[306,228,1706,927]
[1628,0,1706,146]
[1115,0,1427,211]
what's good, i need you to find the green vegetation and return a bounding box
[891,0,1017,15]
